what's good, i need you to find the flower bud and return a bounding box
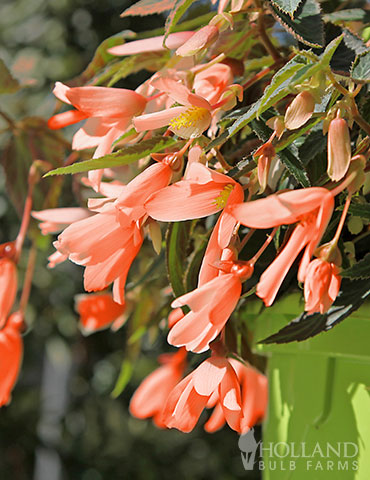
[176,25,219,57]
[284,91,315,130]
[254,141,275,193]
[327,117,351,182]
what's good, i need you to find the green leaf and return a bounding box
[270,0,325,48]
[319,34,344,67]
[270,0,303,18]
[323,9,370,24]
[330,27,368,75]
[298,128,327,165]
[0,59,20,94]
[121,0,176,17]
[166,221,192,298]
[347,202,370,221]
[111,359,133,398]
[164,0,196,43]
[44,136,179,177]
[260,278,370,343]
[351,50,370,83]
[341,253,370,280]
[257,55,309,117]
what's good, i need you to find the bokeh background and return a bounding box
[0,1,262,479]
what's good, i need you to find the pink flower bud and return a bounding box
[176,25,219,57]
[327,117,351,182]
[284,91,315,130]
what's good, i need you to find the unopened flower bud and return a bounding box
[254,141,275,193]
[176,25,219,57]
[284,91,315,130]
[327,117,352,182]
[266,116,285,139]
[345,154,366,195]
[147,219,162,255]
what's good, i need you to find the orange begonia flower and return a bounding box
[0,312,24,407]
[304,259,341,314]
[130,348,187,429]
[76,293,126,334]
[230,187,335,306]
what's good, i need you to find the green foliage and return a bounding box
[351,50,370,83]
[44,137,179,177]
[164,0,197,43]
[270,0,302,18]
[260,278,370,343]
[0,59,20,94]
[269,0,325,48]
[342,253,370,280]
[166,221,192,298]
[121,0,176,17]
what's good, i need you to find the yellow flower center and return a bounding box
[169,106,209,130]
[213,184,234,209]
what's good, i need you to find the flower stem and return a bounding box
[332,195,351,246]
[19,244,37,316]
[249,227,277,264]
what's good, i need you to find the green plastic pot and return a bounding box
[250,293,370,479]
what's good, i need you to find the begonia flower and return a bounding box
[0,312,24,407]
[107,31,195,56]
[130,348,187,428]
[230,187,335,306]
[168,257,253,353]
[32,208,91,235]
[162,354,242,433]
[205,359,268,434]
[284,91,315,130]
[327,116,352,182]
[0,243,17,328]
[76,293,127,334]
[304,259,341,314]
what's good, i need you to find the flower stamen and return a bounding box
[213,184,234,209]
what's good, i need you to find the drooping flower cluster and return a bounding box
[2,0,368,442]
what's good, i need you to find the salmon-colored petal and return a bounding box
[193,356,228,396]
[52,81,72,104]
[130,364,181,418]
[116,162,172,220]
[163,375,207,432]
[167,309,212,348]
[151,77,211,110]
[219,364,242,432]
[0,313,23,406]
[204,402,226,432]
[133,106,186,132]
[230,188,330,228]
[198,216,223,286]
[107,31,194,56]
[0,259,17,328]
[256,222,309,306]
[77,293,126,334]
[145,181,223,221]
[48,110,89,130]
[66,87,147,118]
[209,275,241,326]
[176,25,219,57]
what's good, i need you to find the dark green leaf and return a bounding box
[342,253,370,280]
[164,0,196,42]
[298,129,327,165]
[270,0,325,48]
[0,59,20,94]
[166,221,192,298]
[270,0,303,18]
[260,278,370,343]
[44,136,179,177]
[351,50,370,83]
[329,27,368,75]
[121,0,176,17]
[323,9,370,24]
[347,202,370,221]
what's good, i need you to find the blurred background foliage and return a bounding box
[0,1,261,479]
